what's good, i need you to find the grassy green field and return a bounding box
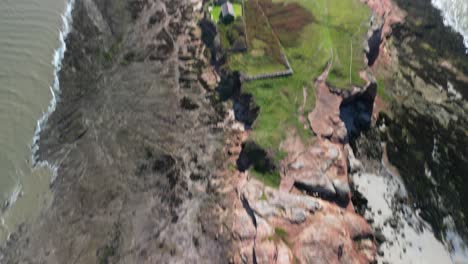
[229,51,287,76]
[269,0,370,88]
[237,0,370,186]
[228,0,288,76]
[210,3,243,23]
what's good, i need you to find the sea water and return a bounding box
[0,0,70,241]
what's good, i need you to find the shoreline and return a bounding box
[2,0,232,262]
[31,0,75,183]
[0,0,74,242]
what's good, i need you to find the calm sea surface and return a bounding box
[0,0,66,240]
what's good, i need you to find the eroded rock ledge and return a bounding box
[219,62,378,263]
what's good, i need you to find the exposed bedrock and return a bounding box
[231,179,376,263]
[224,61,379,262]
[383,105,468,241]
[308,80,347,143]
[223,76,378,262]
[365,0,468,243]
[1,0,232,263]
[281,138,351,207]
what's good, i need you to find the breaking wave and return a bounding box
[31,0,75,182]
[431,0,468,51]
[444,216,468,263]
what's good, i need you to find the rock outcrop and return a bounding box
[0,0,231,263]
[222,61,377,263]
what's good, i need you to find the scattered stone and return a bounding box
[374,229,386,244]
[389,219,398,229]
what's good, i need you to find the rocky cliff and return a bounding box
[1,0,231,263]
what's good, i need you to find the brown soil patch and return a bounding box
[244,0,286,65]
[258,0,314,47]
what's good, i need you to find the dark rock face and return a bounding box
[236,141,275,173]
[385,105,468,241]
[233,94,259,128]
[0,0,229,263]
[216,70,260,128]
[392,0,468,99]
[366,22,383,66]
[339,83,377,141]
[375,0,468,242]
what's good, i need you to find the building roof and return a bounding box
[221,2,235,18]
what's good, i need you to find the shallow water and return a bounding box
[0,0,66,240]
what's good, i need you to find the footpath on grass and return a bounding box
[235,0,371,183]
[212,0,384,262]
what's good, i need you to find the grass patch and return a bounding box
[376,78,391,102]
[210,3,243,23]
[236,0,370,172]
[227,163,237,172]
[268,227,289,244]
[275,227,288,240]
[228,0,288,75]
[230,52,286,75]
[251,169,281,188]
[233,3,243,16]
[269,0,370,88]
[211,5,222,23]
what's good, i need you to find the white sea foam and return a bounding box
[31,0,75,182]
[4,184,22,210]
[352,172,454,263]
[352,159,468,263]
[431,0,468,52]
[444,217,468,264]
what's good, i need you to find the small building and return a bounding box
[221,1,235,23]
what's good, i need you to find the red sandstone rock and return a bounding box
[363,0,404,38]
[237,179,376,264]
[363,0,405,68]
[233,208,256,240]
[281,137,351,207]
[225,61,377,263]
[255,240,277,264]
[308,82,347,142]
[200,67,219,90]
[293,210,375,263]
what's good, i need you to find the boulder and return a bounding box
[282,139,351,205]
[242,180,321,222]
[200,68,218,90]
[294,210,376,263]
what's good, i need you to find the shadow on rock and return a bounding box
[339,83,377,141]
[236,141,276,173]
